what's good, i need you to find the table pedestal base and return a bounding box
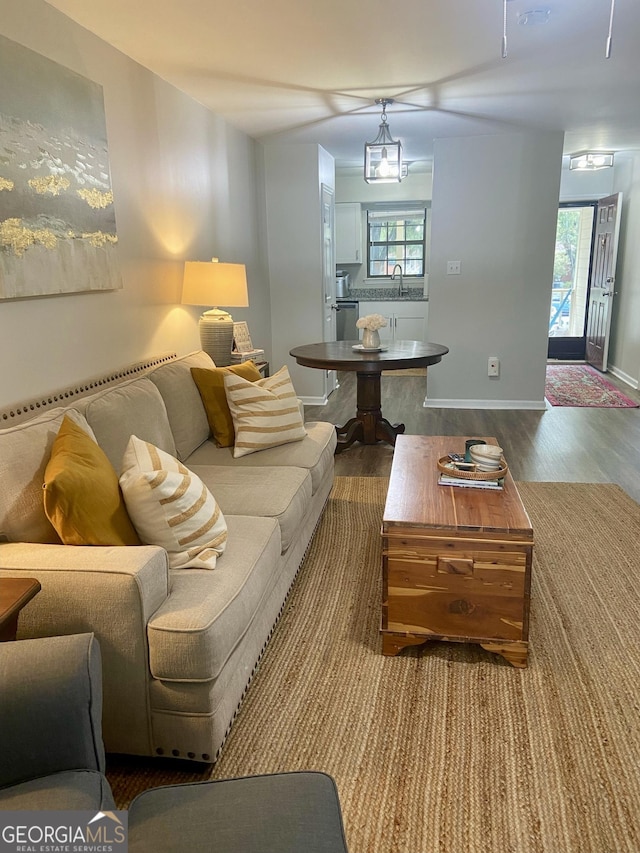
[335,372,405,453]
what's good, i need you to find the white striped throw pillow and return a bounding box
[119,435,227,570]
[223,365,307,458]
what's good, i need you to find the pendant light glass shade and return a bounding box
[364,99,403,184]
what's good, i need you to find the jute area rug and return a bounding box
[545,363,639,407]
[108,477,640,853]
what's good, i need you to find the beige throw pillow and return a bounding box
[223,365,306,458]
[119,435,227,569]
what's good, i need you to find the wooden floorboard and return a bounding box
[304,370,640,502]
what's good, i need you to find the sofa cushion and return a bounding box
[79,378,176,474]
[147,514,281,682]
[0,408,95,544]
[192,465,312,554]
[43,415,141,546]
[148,351,213,461]
[184,421,337,496]
[120,436,227,570]
[191,361,262,448]
[224,366,306,458]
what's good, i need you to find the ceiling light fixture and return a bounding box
[518,8,551,27]
[501,0,616,58]
[364,99,403,184]
[569,151,615,171]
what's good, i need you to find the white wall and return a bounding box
[335,168,432,204]
[0,0,270,408]
[609,153,640,387]
[262,143,335,401]
[426,131,564,408]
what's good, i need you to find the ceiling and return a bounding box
[44,0,640,169]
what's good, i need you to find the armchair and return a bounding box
[0,632,114,810]
[0,634,349,853]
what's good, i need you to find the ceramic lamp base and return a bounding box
[199,310,234,366]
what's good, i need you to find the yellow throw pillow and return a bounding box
[191,361,262,447]
[223,365,307,458]
[43,415,141,546]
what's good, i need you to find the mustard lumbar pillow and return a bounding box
[119,435,227,570]
[191,361,263,447]
[43,414,141,546]
[223,365,307,458]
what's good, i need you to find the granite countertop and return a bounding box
[340,287,428,302]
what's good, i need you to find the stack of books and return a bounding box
[230,348,264,363]
[438,471,504,490]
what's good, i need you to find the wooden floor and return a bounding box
[304,369,640,503]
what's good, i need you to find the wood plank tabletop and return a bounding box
[383,435,533,538]
[0,576,41,641]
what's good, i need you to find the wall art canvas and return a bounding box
[0,35,121,299]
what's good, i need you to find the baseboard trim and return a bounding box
[608,364,638,390]
[423,397,547,410]
[299,395,328,406]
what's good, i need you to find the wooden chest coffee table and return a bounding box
[381,435,533,667]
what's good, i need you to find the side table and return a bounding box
[0,577,41,642]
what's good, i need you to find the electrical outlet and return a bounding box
[488,357,500,377]
[446,260,461,275]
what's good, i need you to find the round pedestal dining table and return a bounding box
[289,340,449,453]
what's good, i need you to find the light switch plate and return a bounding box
[447,260,461,275]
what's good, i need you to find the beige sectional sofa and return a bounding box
[0,351,336,763]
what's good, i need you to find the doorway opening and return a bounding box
[547,202,597,361]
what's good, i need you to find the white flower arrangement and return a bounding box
[356,313,388,331]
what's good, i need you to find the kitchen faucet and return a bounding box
[391,264,408,296]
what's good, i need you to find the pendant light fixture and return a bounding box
[364,99,403,184]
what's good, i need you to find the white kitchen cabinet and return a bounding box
[358,300,428,343]
[335,202,363,264]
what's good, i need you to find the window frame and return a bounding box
[366,207,427,279]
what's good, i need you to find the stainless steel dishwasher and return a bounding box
[336,300,359,341]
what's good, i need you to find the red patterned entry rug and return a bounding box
[545,363,639,407]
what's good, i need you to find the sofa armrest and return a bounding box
[0,633,104,788]
[0,543,169,626]
[0,543,170,756]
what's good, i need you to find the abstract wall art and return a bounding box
[0,35,121,299]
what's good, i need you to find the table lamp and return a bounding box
[182,259,249,366]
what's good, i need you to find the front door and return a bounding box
[585,193,622,372]
[547,203,596,360]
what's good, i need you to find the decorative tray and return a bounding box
[437,455,509,481]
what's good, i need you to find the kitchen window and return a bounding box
[366,208,426,278]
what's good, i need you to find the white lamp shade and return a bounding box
[182,261,249,308]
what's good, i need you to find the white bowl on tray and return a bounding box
[469,445,504,471]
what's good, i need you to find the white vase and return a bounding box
[362,329,380,349]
